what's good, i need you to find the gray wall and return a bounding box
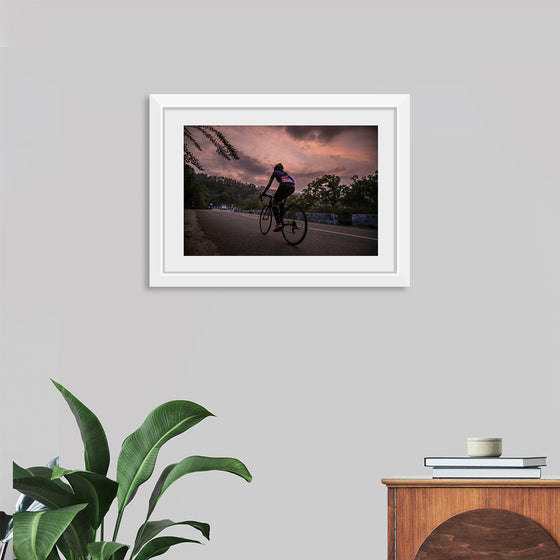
[2,1,560,559]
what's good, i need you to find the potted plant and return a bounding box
[13,380,252,560]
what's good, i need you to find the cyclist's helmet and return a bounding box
[274,163,284,171]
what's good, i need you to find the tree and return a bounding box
[299,174,345,209]
[342,172,378,213]
[190,174,260,208]
[184,126,240,170]
[295,171,378,224]
[184,165,209,209]
[183,127,240,209]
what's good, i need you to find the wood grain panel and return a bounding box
[414,508,560,559]
[393,487,560,560]
[388,487,395,560]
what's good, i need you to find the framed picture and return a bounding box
[149,94,410,287]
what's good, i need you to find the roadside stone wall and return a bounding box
[352,214,378,227]
[305,213,339,225]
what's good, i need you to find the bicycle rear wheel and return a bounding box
[260,206,272,234]
[281,204,307,245]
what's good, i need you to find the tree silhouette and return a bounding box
[299,174,345,207]
[297,172,378,218]
[184,126,240,170]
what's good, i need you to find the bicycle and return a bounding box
[259,193,308,245]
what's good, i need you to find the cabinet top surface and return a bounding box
[382,478,560,488]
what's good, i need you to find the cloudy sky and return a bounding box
[186,126,378,191]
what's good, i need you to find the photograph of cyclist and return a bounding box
[260,163,295,232]
[183,125,378,256]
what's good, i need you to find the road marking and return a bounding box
[308,226,377,241]
[219,211,378,241]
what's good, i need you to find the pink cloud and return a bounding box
[186,125,378,190]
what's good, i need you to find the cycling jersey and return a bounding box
[271,169,295,185]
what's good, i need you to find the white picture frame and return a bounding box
[149,94,410,287]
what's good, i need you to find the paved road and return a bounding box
[185,209,378,256]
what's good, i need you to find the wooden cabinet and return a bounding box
[382,479,560,559]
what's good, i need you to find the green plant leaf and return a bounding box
[132,519,210,556]
[0,511,12,540]
[51,467,118,530]
[87,541,129,560]
[13,465,91,556]
[13,462,31,479]
[8,460,61,543]
[115,401,213,517]
[54,531,93,560]
[13,503,87,560]
[14,466,78,510]
[53,537,72,560]
[52,379,110,476]
[134,536,201,560]
[14,457,58,511]
[17,464,73,494]
[46,546,61,560]
[146,456,252,520]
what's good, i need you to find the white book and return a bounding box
[432,467,542,479]
[424,456,546,468]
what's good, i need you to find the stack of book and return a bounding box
[424,456,547,478]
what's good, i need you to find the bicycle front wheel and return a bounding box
[260,206,272,234]
[281,204,308,245]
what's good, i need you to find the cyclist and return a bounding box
[260,163,296,232]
